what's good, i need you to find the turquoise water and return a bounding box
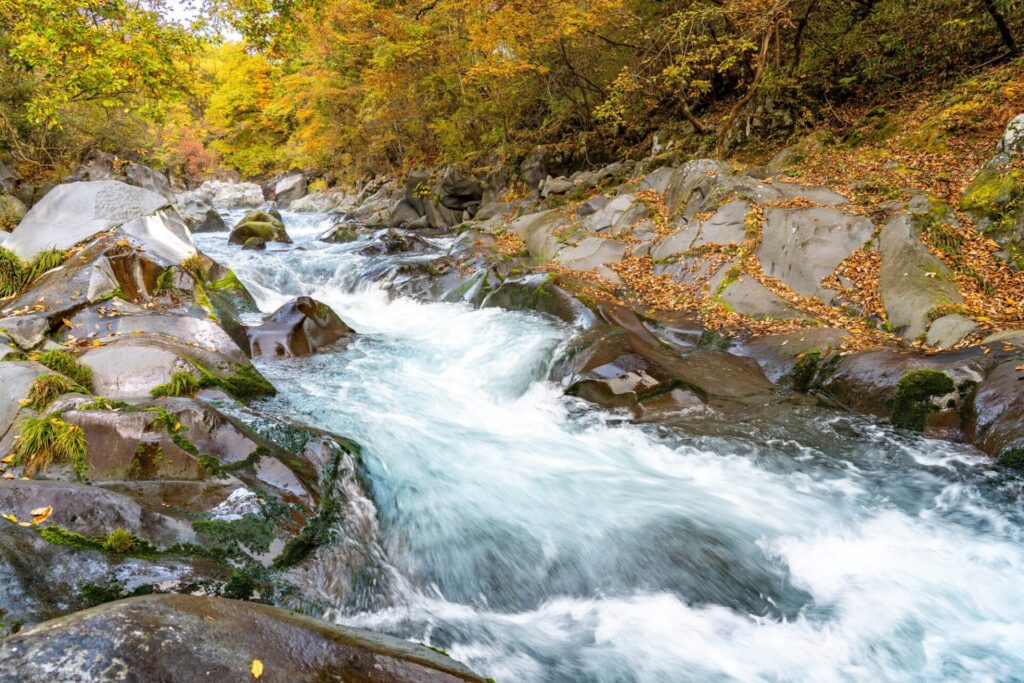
[196,214,1024,683]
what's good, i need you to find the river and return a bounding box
[194,211,1024,683]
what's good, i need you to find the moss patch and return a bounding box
[890,369,955,432]
[997,447,1024,472]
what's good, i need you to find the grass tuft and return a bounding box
[27,373,87,411]
[150,371,203,398]
[13,415,88,479]
[35,349,94,391]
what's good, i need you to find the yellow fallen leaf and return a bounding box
[1016,365,1024,372]
[30,505,53,525]
[3,514,16,522]
[91,340,103,347]
[250,659,263,679]
[1,455,14,464]
[17,522,30,527]
[62,318,74,328]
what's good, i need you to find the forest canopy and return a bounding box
[1,0,1022,181]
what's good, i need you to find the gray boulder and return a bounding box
[756,206,874,299]
[246,297,353,358]
[0,160,17,194]
[508,210,573,259]
[64,152,175,202]
[274,172,308,207]
[3,181,193,263]
[228,210,291,246]
[717,274,811,320]
[925,314,980,349]
[0,594,486,683]
[555,237,626,271]
[541,176,575,198]
[123,162,175,202]
[178,198,227,233]
[879,212,963,340]
[996,113,1024,159]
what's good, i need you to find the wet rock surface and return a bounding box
[247,297,353,358]
[0,594,486,683]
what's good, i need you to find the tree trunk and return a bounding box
[980,0,1019,55]
[716,25,776,154]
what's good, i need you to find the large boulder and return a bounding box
[508,210,573,259]
[439,168,483,212]
[273,172,308,207]
[878,211,963,340]
[0,594,486,683]
[246,297,353,358]
[970,359,1024,457]
[2,181,194,263]
[228,210,291,246]
[177,198,227,233]
[64,152,174,202]
[756,206,874,300]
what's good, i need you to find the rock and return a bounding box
[508,210,573,259]
[439,168,483,212]
[274,172,308,207]
[970,359,1024,457]
[63,152,175,202]
[358,229,434,256]
[0,314,50,349]
[584,194,646,234]
[879,212,963,340]
[0,480,194,547]
[389,199,422,227]
[80,336,272,401]
[474,201,515,222]
[820,349,983,436]
[925,314,980,349]
[2,181,196,263]
[243,237,267,251]
[0,594,486,682]
[739,328,850,384]
[177,198,226,233]
[0,362,44,440]
[717,274,811,320]
[63,150,115,183]
[0,193,27,231]
[756,207,874,299]
[319,223,363,243]
[290,190,353,213]
[0,160,17,194]
[638,167,676,194]
[541,176,574,198]
[228,210,291,246]
[0,523,206,628]
[177,181,265,209]
[123,162,175,202]
[246,297,353,358]
[960,167,1024,269]
[554,237,626,271]
[996,113,1024,159]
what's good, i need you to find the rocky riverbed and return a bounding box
[0,118,1023,680]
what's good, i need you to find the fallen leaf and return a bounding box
[62,318,74,328]
[250,659,263,679]
[1,455,14,464]
[2,473,13,480]
[30,505,53,525]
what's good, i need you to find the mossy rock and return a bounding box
[228,210,291,245]
[961,168,1024,269]
[890,369,955,432]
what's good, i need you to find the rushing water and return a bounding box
[196,212,1024,683]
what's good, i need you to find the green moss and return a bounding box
[79,582,154,608]
[190,359,276,402]
[39,525,104,552]
[210,269,245,292]
[792,351,822,393]
[79,397,133,411]
[150,371,203,398]
[35,349,94,390]
[272,446,345,569]
[961,169,1024,220]
[222,570,257,600]
[13,415,89,480]
[103,528,141,554]
[155,267,175,292]
[193,516,275,555]
[997,447,1024,472]
[890,370,955,432]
